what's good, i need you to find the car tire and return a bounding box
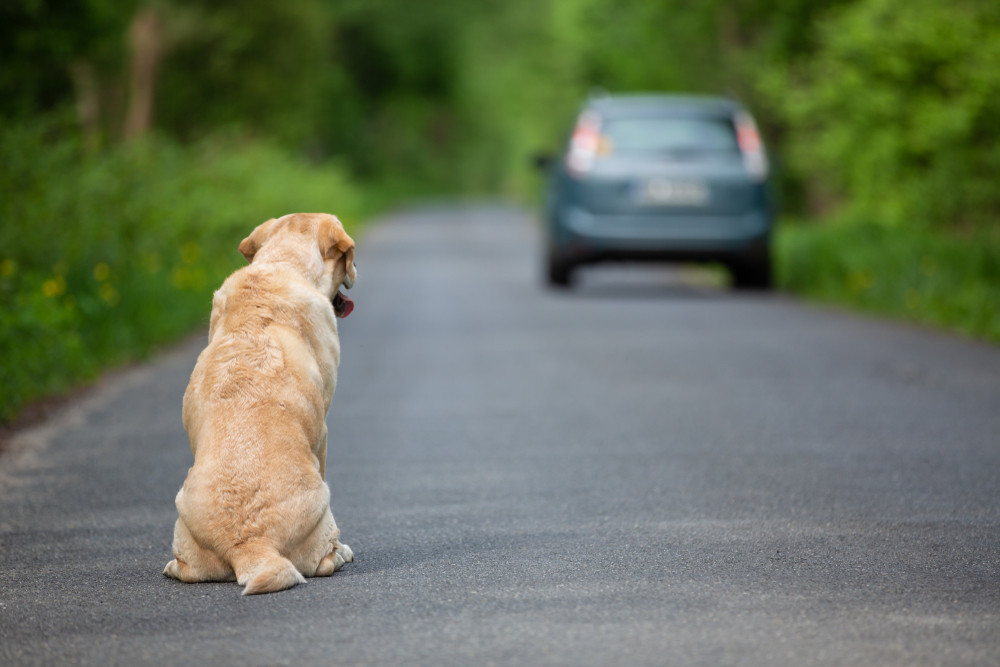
[546,250,574,288]
[731,250,773,290]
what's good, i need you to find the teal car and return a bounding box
[540,94,774,288]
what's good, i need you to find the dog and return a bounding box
[164,212,356,595]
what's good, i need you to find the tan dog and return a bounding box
[164,213,356,595]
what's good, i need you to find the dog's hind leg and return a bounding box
[289,504,353,577]
[163,518,234,583]
[315,507,353,577]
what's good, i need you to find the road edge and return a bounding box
[0,331,205,467]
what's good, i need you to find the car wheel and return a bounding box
[731,250,773,290]
[546,250,574,288]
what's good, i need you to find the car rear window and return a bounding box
[601,115,739,156]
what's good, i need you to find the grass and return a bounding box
[776,218,1000,343]
[0,119,368,423]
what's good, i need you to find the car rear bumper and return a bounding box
[553,206,771,263]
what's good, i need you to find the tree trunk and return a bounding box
[123,8,162,141]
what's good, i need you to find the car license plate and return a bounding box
[636,179,709,206]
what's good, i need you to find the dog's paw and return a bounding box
[337,543,354,566]
[164,559,181,580]
[315,542,354,576]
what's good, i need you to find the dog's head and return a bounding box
[239,213,357,318]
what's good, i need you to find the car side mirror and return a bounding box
[532,153,555,171]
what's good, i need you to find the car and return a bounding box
[537,93,775,289]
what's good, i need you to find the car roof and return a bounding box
[585,93,744,118]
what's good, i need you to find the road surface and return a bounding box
[2,204,998,665]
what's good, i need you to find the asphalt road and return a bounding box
[2,204,999,666]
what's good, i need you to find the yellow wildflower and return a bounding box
[42,275,67,298]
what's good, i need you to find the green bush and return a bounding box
[0,118,365,422]
[760,0,1000,232]
[777,219,1000,342]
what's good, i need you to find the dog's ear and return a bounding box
[318,215,354,261]
[340,245,356,283]
[239,218,279,263]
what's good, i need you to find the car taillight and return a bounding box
[566,110,602,178]
[735,110,768,181]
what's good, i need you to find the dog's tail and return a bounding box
[232,543,305,596]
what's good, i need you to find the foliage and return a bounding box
[760,0,1000,230]
[0,117,364,422]
[0,0,138,120]
[156,0,338,149]
[777,220,1000,342]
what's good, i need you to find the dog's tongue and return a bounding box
[333,291,354,318]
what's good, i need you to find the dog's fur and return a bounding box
[164,213,356,595]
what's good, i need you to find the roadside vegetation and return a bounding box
[2,0,998,422]
[779,222,1000,342]
[767,0,1000,343]
[0,118,366,422]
